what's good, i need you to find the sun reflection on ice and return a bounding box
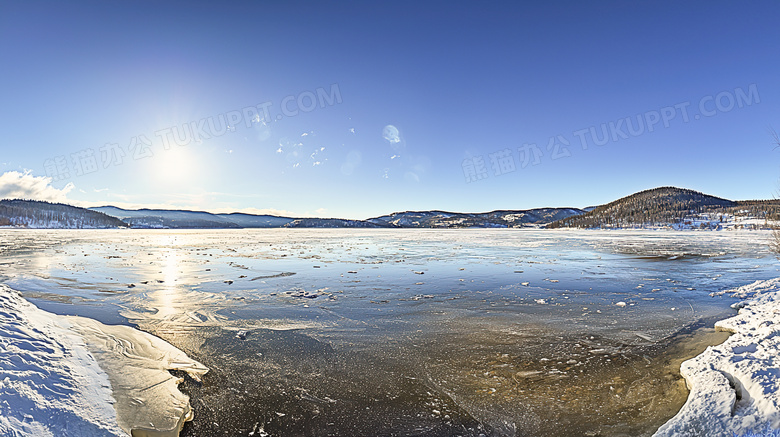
[126,234,226,333]
[154,247,182,319]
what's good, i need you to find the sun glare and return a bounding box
[149,147,199,187]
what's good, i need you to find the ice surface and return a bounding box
[654,278,780,436]
[2,228,778,435]
[0,284,207,437]
[68,316,208,437]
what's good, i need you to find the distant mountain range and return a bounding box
[86,206,584,229]
[1,187,778,230]
[89,206,293,229]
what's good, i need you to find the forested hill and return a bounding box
[0,199,127,229]
[367,208,583,228]
[548,187,737,228]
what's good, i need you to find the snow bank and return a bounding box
[654,278,780,436]
[0,285,207,437]
[0,285,124,436]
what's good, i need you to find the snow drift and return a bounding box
[655,278,780,436]
[0,285,207,436]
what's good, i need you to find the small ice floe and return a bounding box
[411,294,434,300]
[515,370,543,378]
[534,299,548,305]
[634,332,654,342]
[287,289,319,299]
[236,330,249,340]
[615,301,627,307]
[187,311,206,323]
[521,282,530,286]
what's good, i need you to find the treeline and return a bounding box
[729,200,780,221]
[549,187,737,228]
[0,199,127,229]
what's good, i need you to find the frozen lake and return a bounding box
[1,229,776,436]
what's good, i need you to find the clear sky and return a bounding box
[1,1,779,219]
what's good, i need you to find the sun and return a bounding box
[149,146,200,188]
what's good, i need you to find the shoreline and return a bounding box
[654,278,780,436]
[0,285,207,437]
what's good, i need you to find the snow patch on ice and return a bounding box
[0,285,124,436]
[654,278,780,436]
[0,285,208,437]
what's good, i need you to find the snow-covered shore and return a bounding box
[0,285,207,437]
[655,278,780,436]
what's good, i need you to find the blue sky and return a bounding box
[1,1,779,219]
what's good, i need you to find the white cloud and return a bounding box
[0,171,74,203]
[0,171,324,219]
